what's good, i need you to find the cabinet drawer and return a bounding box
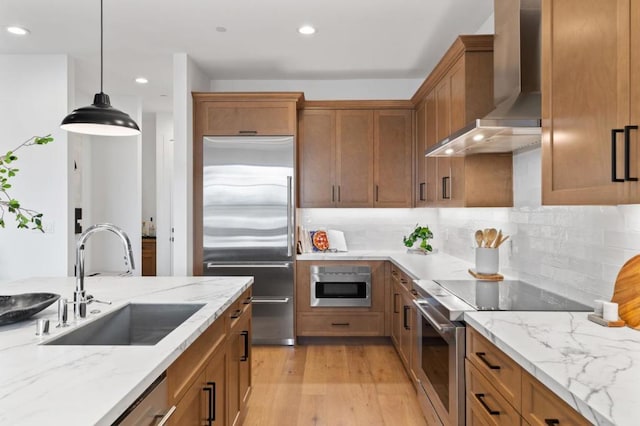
[297,312,384,336]
[466,360,521,426]
[466,327,522,411]
[521,371,590,426]
[228,288,253,328]
[167,317,226,404]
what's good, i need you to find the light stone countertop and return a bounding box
[465,311,640,426]
[0,275,252,426]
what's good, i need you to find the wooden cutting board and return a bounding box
[611,255,640,330]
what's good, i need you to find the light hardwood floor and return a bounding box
[242,341,427,426]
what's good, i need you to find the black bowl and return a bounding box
[0,293,61,325]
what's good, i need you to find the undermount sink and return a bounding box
[45,303,205,346]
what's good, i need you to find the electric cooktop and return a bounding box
[432,280,592,312]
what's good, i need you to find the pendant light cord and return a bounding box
[100,0,103,94]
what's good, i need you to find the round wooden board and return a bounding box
[611,255,640,330]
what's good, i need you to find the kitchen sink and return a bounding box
[45,303,205,346]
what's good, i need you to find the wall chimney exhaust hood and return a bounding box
[426,0,541,157]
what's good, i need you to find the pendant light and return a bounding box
[60,0,140,136]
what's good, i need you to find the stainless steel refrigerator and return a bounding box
[202,136,294,345]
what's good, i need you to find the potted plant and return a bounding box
[403,224,434,254]
[0,135,53,231]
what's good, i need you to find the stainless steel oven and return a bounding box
[310,265,371,307]
[413,298,465,426]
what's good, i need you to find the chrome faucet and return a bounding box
[74,223,135,318]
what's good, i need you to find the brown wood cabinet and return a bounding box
[389,263,417,380]
[141,238,156,276]
[542,0,640,205]
[466,326,589,425]
[412,35,513,208]
[167,287,252,426]
[295,260,387,337]
[192,93,303,275]
[298,102,413,208]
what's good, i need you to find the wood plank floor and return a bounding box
[242,341,427,426]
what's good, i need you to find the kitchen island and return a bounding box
[0,275,252,425]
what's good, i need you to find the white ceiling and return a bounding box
[0,0,493,112]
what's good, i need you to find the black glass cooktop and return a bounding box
[433,280,592,311]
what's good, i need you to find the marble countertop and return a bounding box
[0,275,252,426]
[465,311,640,426]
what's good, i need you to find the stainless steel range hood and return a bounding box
[426,0,541,157]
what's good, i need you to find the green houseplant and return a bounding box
[0,135,53,231]
[403,224,434,253]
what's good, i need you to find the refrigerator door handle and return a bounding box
[252,297,290,304]
[286,176,293,257]
[205,263,292,269]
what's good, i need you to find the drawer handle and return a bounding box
[242,296,252,305]
[241,330,249,361]
[476,352,501,370]
[545,420,560,426]
[403,306,410,330]
[612,128,625,182]
[238,130,258,134]
[475,393,500,416]
[230,309,242,319]
[624,125,639,181]
[331,322,350,326]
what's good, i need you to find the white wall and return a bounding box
[210,79,423,100]
[0,55,72,280]
[80,94,142,275]
[141,113,157,223]
[173,53,209,275]
[156,112,173,276]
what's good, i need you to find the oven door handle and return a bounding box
[413,300,454,334]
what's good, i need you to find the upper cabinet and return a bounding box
[413,35,513,208]
[193,92,303,136]
[542,0,640,205]
[298,102,413,208]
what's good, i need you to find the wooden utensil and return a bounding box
[475,230,484,247]
[493,230,503,248]
[495,235,509,248]
[486,228,498,248]
[482,229,492,247]
[611,255,640,329]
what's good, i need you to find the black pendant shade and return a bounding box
[61,93,140,136]
[60,0,140,137]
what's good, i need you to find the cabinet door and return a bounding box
[299,110,337,207]
[399,290,414,372]
[336,110,374,207]
[169,371,207,426]
[202,101,295,136]
[629,1,640,202]
[390,279,402,349]
[435,78,452,204]
[425,91,438,205]
[541,0,628,205]
[205,349,227,426]
[374,110,412,207]
[228,311,252,426]
[415,100,428,206]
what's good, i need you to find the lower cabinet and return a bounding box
[466,326,590,426]
[167,287,252,426]
[389,262,417,377]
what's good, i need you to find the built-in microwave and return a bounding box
[310,265,371,307]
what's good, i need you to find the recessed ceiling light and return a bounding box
[444,148,455,155]
[135,77,149,84]
[6,26,30,36]
[216,26,227,33]
[298,25,316,35]
[473,134,485,141]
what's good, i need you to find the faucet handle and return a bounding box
[57,298,69,327]
[86,294,112,305]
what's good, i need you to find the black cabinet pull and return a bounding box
[241,330,249,361]
[419,182,425,201]
[544,420,560,425]
[331,185,335,202]
[475,393,500,416]
[612,128,625,182]
[230,309,242,319]
[238,130,258,135]
[207,381,217,422]
[242,297,252,305]
[337,185,341,202]
[442,176,450,199]
[393,293,399,313]
[624,125,638,181]
[375,185,379,202]
[331,322,350,326]
[203,385,213,425]
[476,352,501,370]
[403,305,410,330]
